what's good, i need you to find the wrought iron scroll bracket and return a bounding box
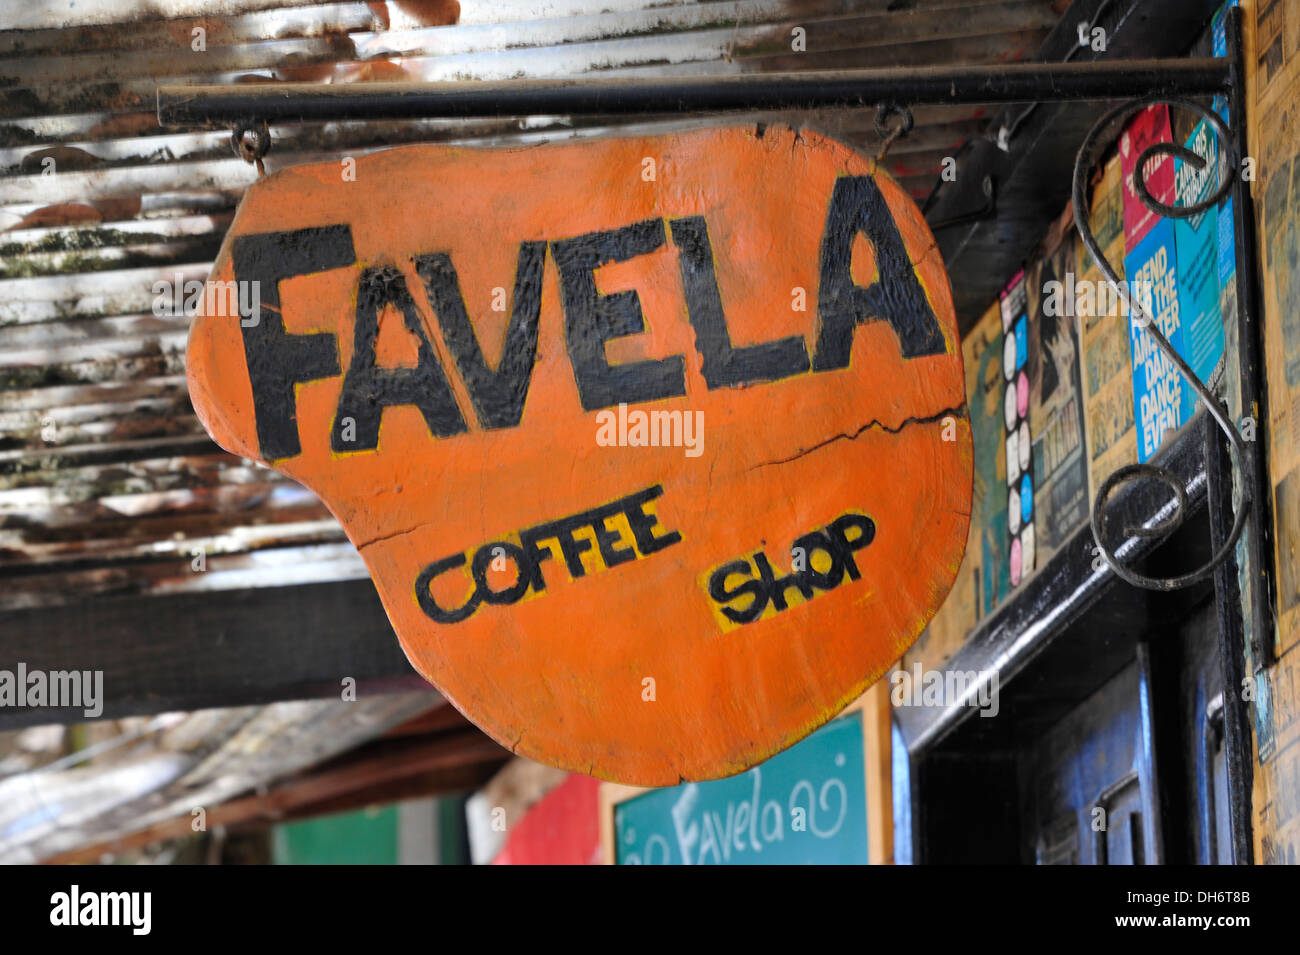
[1072,96,1249,592]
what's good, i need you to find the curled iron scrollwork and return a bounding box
[1071,96,1249,591]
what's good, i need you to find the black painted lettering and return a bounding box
[621,485,683,556]
[420,485,681,623]
[669,215,810,388]
[415,553,481,624]
[753,551,814,612]
[231,225,356,460]
[470,542,532,605]
[551,219,686,410]
[792,530,845,591]
[812,176,946,369]
[413,243,545,429]
[552,525,595,579]
[825,513,876,581]
[332,266,467,452]
[591,517,637,569]
[708,559,767,625]
[704,510,876,628]
[518,529,556,593]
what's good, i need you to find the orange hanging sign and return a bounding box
[187,125,971,785]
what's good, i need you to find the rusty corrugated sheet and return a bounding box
[0,0,1061,610]
[0,691,441,862]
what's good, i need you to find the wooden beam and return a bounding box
[42,727,509,864]
[381,703,478,739]
[0,578,425,730]
[262,762,504,823]
[863,680,894,865]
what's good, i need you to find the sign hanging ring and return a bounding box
[231,120,271,176]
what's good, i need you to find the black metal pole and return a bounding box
[1226,7,1276,676]
[1220,2,1268,866]
[1206,403,1254,864]
[157,59,1230,127]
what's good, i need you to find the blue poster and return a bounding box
[614,712,868,864]
[1212,3,1237,294]
[1124,218,1194,461]
[1174,118,1226,387]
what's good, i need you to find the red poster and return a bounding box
[493,774,601,865]
[1119,104,1176,250]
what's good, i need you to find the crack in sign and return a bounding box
[749,403,968,471]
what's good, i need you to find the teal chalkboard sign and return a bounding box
[613,712,868,864]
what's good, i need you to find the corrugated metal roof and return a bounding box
[0,0,1063,611]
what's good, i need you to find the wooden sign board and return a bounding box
[599,684,892,864]
[187,125,971,786]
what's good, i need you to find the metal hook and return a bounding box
[875,102,913,162]
[231,120,271,177]
[1072,95,1249,591]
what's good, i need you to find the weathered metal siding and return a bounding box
[0,0,1060,610]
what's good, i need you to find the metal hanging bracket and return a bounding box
[1073,95,1246,592]
[157,59,1231,127]
[151,19,1265,609]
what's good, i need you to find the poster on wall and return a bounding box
[1121,104,1177,251]
[1075,154,1139,505]
[1115,105,1229,470]
[908,302,1009,669]
[1174,118,1228,389]
[1249,0,1300,866]
[1000,272,1034,587]
[1123,217,1191,462]
[1259,118,1300,664]
[1028,236,1089,567]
